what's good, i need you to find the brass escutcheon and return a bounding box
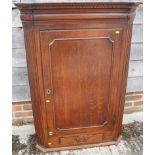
[46,88,51,94]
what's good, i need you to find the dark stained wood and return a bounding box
[15,2,140,152]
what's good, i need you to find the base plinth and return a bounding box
[36,136,121,153]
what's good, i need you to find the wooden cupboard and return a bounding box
[15,2,140,152]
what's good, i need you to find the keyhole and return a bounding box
[46,89,51,94]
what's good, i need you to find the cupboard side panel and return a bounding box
[115,24,133,139]
[23,23,48,146]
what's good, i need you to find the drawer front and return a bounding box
[60,133,103,146]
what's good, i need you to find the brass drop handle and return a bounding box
[75,135,88,144]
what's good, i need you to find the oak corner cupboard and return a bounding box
[15,1,140,152]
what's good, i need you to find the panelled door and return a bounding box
[40,29,122,143]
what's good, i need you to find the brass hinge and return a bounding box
[48,142,52,146]
[115,31,120,35]
[48,131,53,136]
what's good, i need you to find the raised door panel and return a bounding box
[51,37,111,130]
[40,29,122,137]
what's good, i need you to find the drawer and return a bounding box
[60,133,103,146]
